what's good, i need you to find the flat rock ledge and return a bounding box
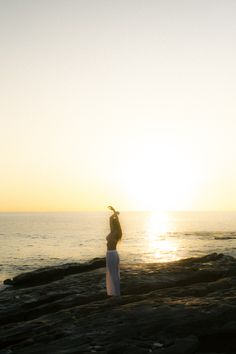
[1,253,236,354]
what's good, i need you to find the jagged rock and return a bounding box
[157,335,199,354]
[3,257,106,287]
[1,253,236,353]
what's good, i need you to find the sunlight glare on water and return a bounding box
[146,212,179,262]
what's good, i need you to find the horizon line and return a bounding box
[0,210,236,213]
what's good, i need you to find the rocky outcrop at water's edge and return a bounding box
[1,253,236,353]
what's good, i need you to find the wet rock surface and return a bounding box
[1,253,236,353]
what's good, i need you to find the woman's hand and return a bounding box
[108,206,120,215]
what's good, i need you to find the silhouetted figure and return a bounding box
[106,206,122,296]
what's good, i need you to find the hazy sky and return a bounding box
[1,0,236,211]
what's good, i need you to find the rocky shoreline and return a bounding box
[1,253,236,353]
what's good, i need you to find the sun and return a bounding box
[119,141,200,211]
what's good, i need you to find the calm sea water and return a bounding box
[1,211,236,284]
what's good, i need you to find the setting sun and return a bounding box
[119,137,204,211]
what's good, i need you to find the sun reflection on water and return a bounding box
[148,211,170,235]
[147,212,179,262]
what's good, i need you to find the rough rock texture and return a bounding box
[3,258,106,287]
[1,253,236,353]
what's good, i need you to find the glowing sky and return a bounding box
[1,0,236,211]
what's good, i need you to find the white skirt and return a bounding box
[106,250,120,296]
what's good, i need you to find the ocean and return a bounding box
[1,211,236,284]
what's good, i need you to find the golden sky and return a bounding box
[1,0,236,212]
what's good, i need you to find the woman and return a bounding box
[106,206,122,296]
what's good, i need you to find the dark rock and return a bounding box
[3,279,12,286]
[3,257,106,287]
[159,335,199,354]
[1,253,236,353]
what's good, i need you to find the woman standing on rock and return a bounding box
[106,206,122,296]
